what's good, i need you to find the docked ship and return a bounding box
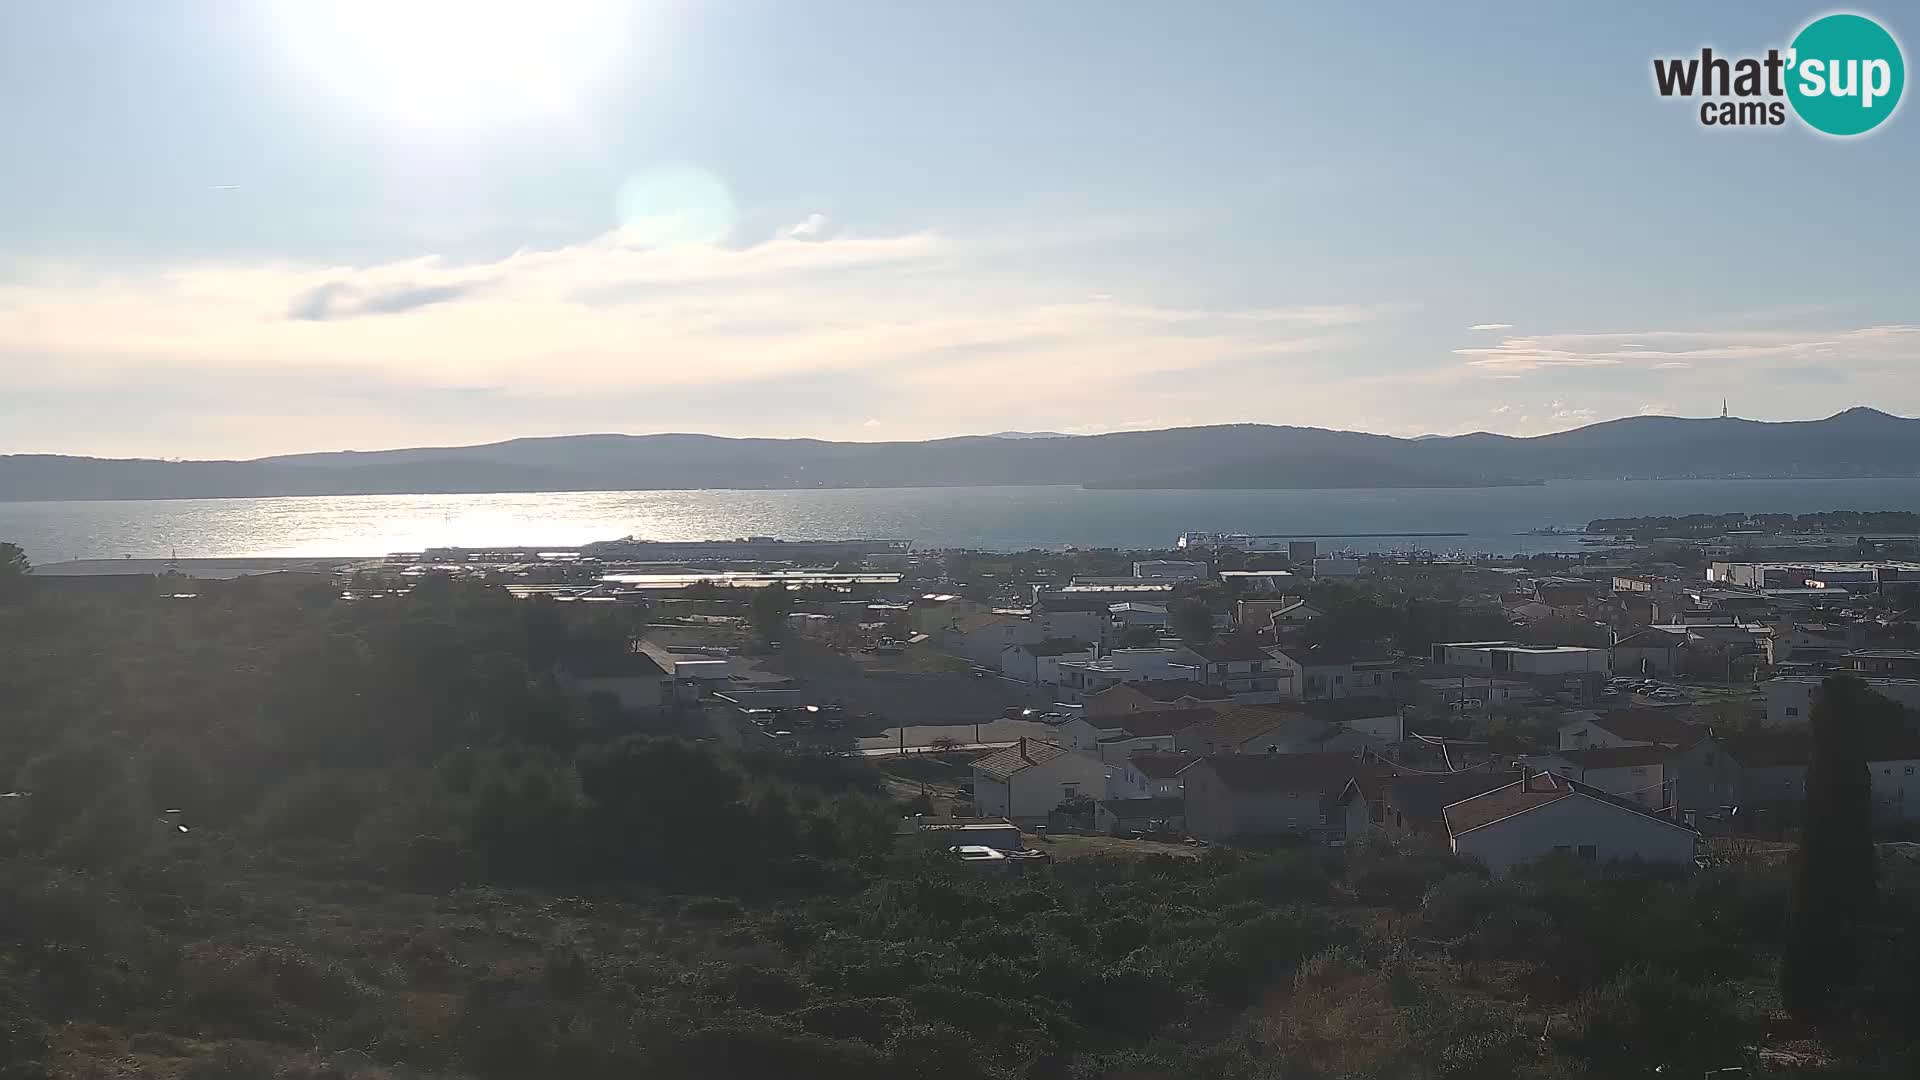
[1175,532,1295,552]
[579,536,913,563]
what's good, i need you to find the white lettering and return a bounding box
[1830,58,1859,98]
[1863,58,1892,107]
[1800,57,1827,96]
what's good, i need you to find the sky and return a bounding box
[0,1,1915,459]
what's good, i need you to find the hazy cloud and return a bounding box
[1468,322,1512,331]
[0,223,1413,452]
[785,212,832,241]
[1455,325,1920,375]
[289,280,484,321]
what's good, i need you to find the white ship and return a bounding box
[1175,532,1296,552]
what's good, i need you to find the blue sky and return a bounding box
[1,1,1914,457]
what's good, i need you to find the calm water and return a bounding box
[7,479,1920,563]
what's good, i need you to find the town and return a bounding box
[47,523,1918,869]
[10,525,1920,1078]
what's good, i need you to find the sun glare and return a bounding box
[279,0,631,130]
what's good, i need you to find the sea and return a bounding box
[7,478,1920,564]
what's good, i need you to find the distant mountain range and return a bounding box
[4,408,1919,501]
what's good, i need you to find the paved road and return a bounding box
[854,741,1017,757]
[854,717,1059,753]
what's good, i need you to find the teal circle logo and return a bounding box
[1786,13,1904,135]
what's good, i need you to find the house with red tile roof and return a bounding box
[1441,771,1696,876]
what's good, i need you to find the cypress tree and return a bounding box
[1780,676,1878,1022]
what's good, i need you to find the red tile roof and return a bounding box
[1442,772,1576,835]
[1554,744,1672,770]
[1196,751,1379,795]
[972,738,1070,782]
[1126,751,1202,779]
[1085,707,1220,735]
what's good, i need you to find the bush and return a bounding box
[183,1042,280,1080]
[1565,965,1747,1071]
[647,1023,890,1080]
[794,998,910,1046]
[708,963,810,1013]
[682,896,745,922]
[0,982,50,1077]
[256,771,380,845]
[1420,873,1502,937]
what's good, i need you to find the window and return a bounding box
[1061,783,1078,799]
[1577,844,1598,861]
[1553,844,1571,854]
[1630,767,1646,776]
[1786,706,1799,717]
[1907,766,1916,775]
[1318,813,1328,826]
[1334,674,1345,684]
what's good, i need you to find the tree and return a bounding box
[0,541,28,603]
[1780,676,1878,1022]
[751,585,793,642]
[1169,598,1214,643]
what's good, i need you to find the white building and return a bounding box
[1525,746,1671,809]
[1132,560,1208,581]
[1433,641,1611,676]
[1763,675,1920,727]
[1442,772,1697,877]
[1419,676,1535,709]
[970,739,1112,824]
[1268,644,1397,700]
[1312,557,1362,578]
[1059,707,1216,759]
[999,638,1097,686]
[1056,647,1200,703]
[1610,629,1685,677]
[553,653,672,710]
[1109,602,1170,630]
[1105,752,1199,800]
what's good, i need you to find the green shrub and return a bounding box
[794,997,910,1046]
[647,1022,890,1080]
[1420,873,1503,937]
[708,963,809,1013]
[681,896,745,922]
[1565,965,1748,1072]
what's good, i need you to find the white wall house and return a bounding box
[553,653,672,711]
[1870,758,1920,823]
[970,739,1111,824]
[1444,773,1696,877]
[1056,648,1201,703]
[1060,707,1214,756]
[1268,646,1397,700]
[1763,675,1920,727]
[1104,753,1197,800]
[1000,638,1097,685]
[1610,629,1685,676]
[1526,746,1670,809]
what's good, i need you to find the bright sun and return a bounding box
[279,0,631,129]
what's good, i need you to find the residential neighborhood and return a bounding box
[399,529,1920,880]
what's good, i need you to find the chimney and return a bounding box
[1018,737,1030,763]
